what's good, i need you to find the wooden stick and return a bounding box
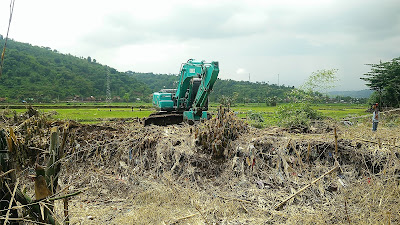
[63,197,69,225]
[47,189,85,202]
[0,169,15,178]
[275,164,339,210]
[241,203,249,213]
[194,205,209,225]
[173,213,200,222]
[3,178,19,225]
[345,198,351,225]
[334,127,338,156]
[217,195,253,204]
[285,139,291,149]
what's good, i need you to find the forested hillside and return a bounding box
[130,73,294,104]
[0,38,150,102]
[211,80,293,103]
[129,72,178,93]
[0,38,331,104]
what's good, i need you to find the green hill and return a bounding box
[128,72,178,93]
[130,73,294,104]
[0,37,305,104]
[0,38,150,103]
[210,79,293,103]
[328,89,372,98]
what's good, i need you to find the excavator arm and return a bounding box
[175,59,219,111]
[173,59,219,121]
[192,61,219,111]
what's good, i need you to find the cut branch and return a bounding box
[275,164,339,210]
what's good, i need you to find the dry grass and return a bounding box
[2,109,400,224]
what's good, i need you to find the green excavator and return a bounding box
[144,59,219,126]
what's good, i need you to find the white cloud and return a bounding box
[236,68,248,74]
[1,0,399,90]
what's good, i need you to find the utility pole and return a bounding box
[278,74,280,86]
[249,73,250,82]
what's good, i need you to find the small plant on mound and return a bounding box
[195,106,248,159]
[248,110,265,128]
[248,110,264,123]
[274,103,323,130]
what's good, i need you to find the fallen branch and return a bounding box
[0,169,15,178]
[217,195,253,204]
[47,189,85,202]
[173,213,200,223]
[275,164,339,210]
[356,138,400,148]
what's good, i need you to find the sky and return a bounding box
[1,0,399,91]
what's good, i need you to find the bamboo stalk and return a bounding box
[13,188,59,225]
[345,198,351,225]
[275,164,339,210]
[0,169,15,178]
[63,197,69,225]
[3,179,18,225]
[47,189,84,201]
[334,127,338,156]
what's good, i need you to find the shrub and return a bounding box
[274,103,323,128]
[248,111,264,123]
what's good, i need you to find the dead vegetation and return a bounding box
[1,107,400,224]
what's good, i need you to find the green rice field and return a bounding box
[1,103,369,124]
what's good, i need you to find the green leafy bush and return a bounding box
[274,103,323,128]
[247,111,265,128]
[248,111,264,123]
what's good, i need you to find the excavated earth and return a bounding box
[2,109,400,224]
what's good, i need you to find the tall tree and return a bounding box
[300,69,339,93]
[361,57,400,107]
